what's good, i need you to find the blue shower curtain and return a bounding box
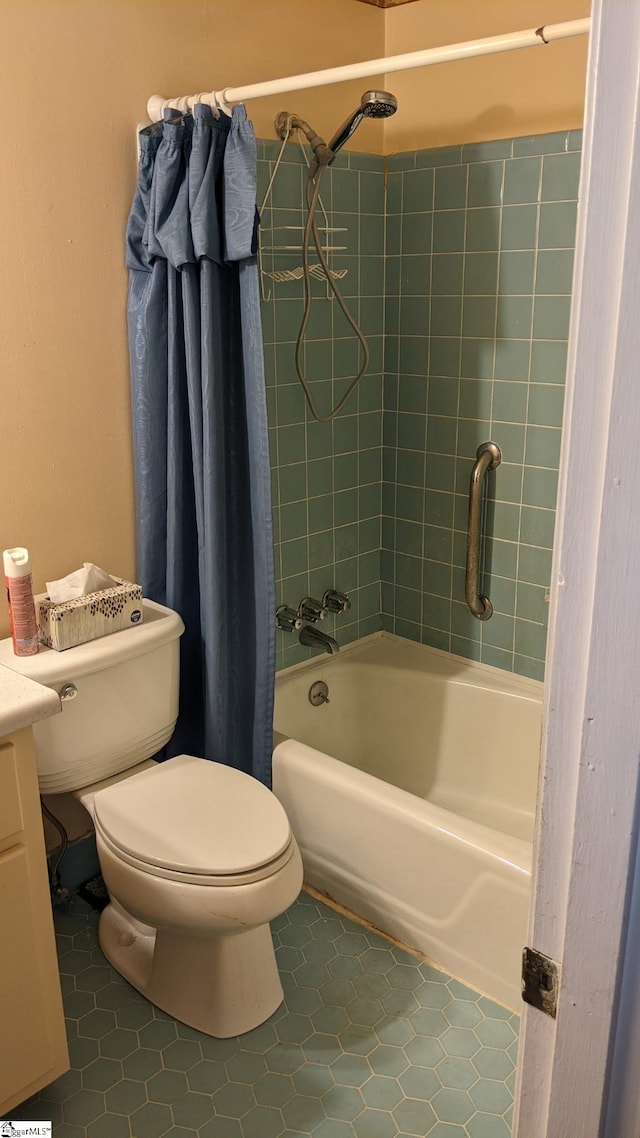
[125,104,274,785]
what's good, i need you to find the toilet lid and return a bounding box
[93,754,292,878]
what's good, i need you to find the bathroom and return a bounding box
[1,0,639,1135]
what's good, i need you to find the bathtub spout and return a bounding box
[299,624,340,655]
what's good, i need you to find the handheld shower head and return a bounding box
[361,91,399,119]
[327,90,397,160]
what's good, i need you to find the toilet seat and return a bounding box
[93,754,294,886]
[94,817,297,886]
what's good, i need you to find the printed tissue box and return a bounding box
[37,580,144,651]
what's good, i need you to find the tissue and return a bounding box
[38,571,144,651]
[46,562,117,604]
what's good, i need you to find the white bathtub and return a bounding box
[272,633,542,1010]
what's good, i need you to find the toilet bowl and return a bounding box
[0,599,303,1037]
[80,753,303,1037]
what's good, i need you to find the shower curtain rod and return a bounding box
[147,17,590,121]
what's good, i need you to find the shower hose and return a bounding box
[296,146,370,423]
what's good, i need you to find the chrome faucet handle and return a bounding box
[298,596,327,622]
[322,589,351,614]
[276,605,302,632]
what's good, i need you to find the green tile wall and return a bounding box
[259,129,580,680]
[383,131,581,681]
[258,141,385,670]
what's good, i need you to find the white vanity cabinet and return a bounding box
[0,710,68,1111]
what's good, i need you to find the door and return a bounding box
[513,1,640,1134]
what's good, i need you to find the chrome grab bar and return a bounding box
[465,441,502,620]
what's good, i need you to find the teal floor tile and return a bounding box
[17,892,518,1136]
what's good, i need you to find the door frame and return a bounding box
[513,1,640,1134]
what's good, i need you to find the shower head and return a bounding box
[327,90,397,160]
[361,91,399,119]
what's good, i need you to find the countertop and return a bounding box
[0,662,61,736]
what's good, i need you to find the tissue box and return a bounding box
[37,580,144,651]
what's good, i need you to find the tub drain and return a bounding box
[308,680,330,706]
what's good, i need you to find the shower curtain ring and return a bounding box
[214,89,233,117]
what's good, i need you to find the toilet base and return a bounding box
[98,900,284,1038]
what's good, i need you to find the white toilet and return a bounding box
[0,599,303,1038]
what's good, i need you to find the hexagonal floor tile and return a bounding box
[347,997,385,1027]
[78,1009,116,1039]
[75,966,112,993]
[276,1011,315,1044]
[26,890,519,1138]
[212,1081,256,1119]
[265,1042,305,1074]
[469,1077,513,1115]
[398,1065,440,1100]
[440,1027,481,1059]
[104,1077,147,1116]
[171,1090,215,1129]
[337,1023,378,1056]
[138,1019,177,1051]
[226,1051,268,1085]
[412,1008,449,1038]
[322,1084,365,1121]
[437,1055,478,1091]
[281,1092,326,1132]
[58,949,91,976]
[99,1028,138,1060]
[360,947,394,974]
[321,978,357,1006]
[310,917,344,942]
[292,1063,334,1099]
[147,1069,188,1104]
[328,955,363,982]
[415,981,453,1010]
[334,932,369,957]
[67,1037,100,1070]
[254,1071,295,1108]
[368,1043,409,1077]
[474,1019,517,1050]
[62,1089,106,1127]
[122,1048,163,1082]
[312,1005,350,1035]
[472,1047,514,1081]
[389,964,422,991]
[446,1001,484,1030]
[186,1058,227,1094]
[467,1113,512,1138]
[64,989,96,1019]
[86,1112,131,1138]
[404,1035,446,1069]
[314,1121,357,1138]
[81,1057,122,1092]
[392,1095,438,1136]
[304,939,345,966]
[361,1073,404,1110]
[353,1106,398,1138]
[354,971,391,1000]
[431,1086,475,1125]
[130,1100,173,1137]
[242,1104,285,1138]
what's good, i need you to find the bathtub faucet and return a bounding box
[299,624,340,655]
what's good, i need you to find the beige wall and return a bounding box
[384,0,588,151]
[0,0,384,639]
[0,1,586,643]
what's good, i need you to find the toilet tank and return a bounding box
[0,599,184,793]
